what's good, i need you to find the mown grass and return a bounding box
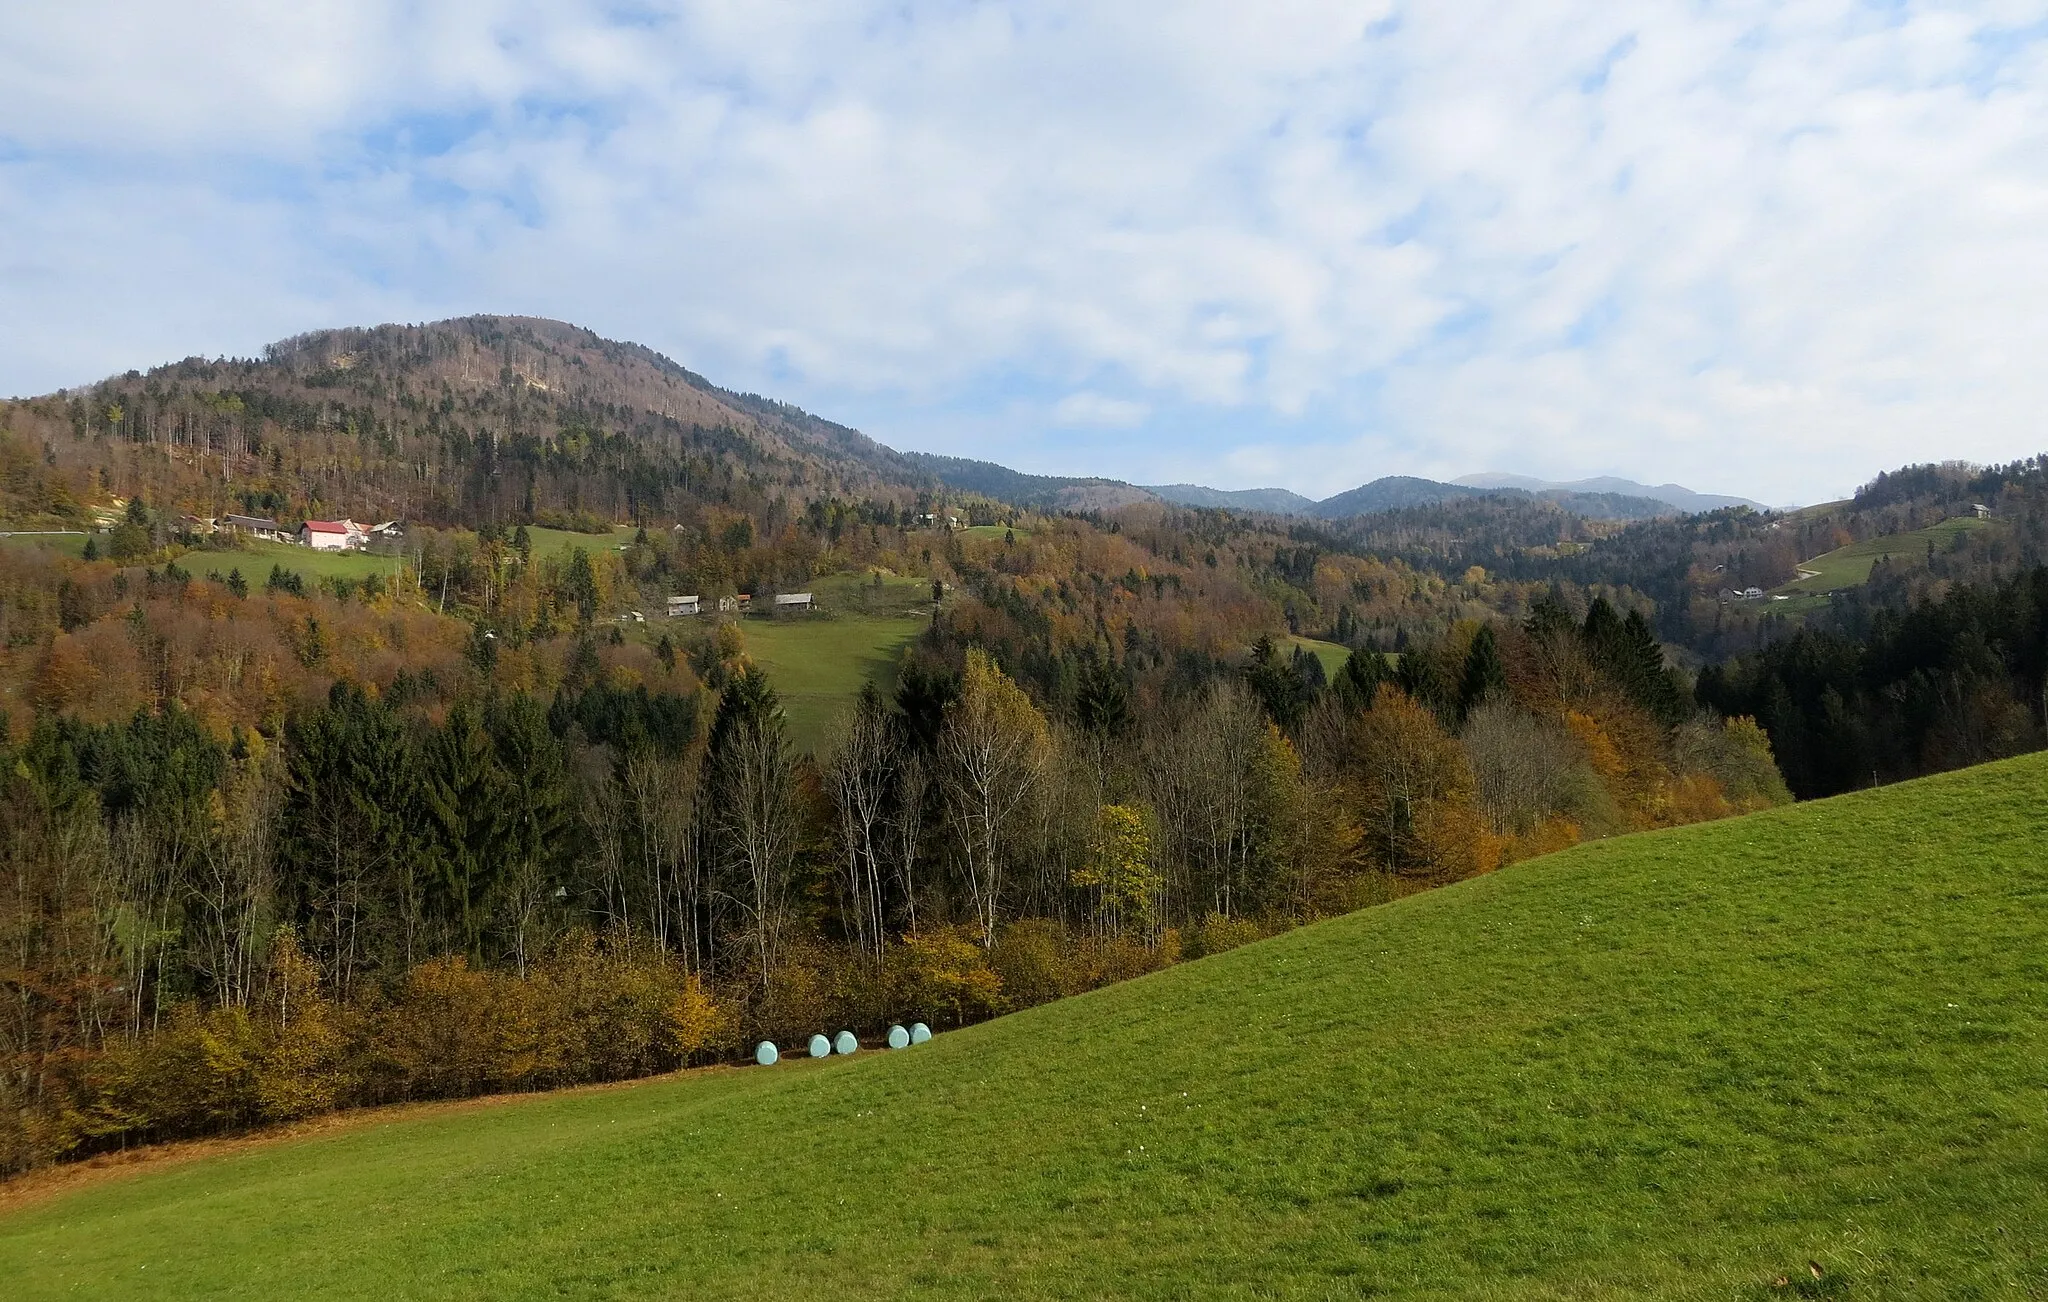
[217,538,409,585]
[524,525,637,563]
[6,753,2045,1298]
[1289,635,1351,680]
[736,615,930,753]
[627,574,936,753]
[1773,515,2000,598]
[0,532,89,559]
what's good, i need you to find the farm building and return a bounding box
[220,514,283,540]
[719,594,752,613]
[667,595,701,617]
[773,592,814,611]
[299,519,365,551]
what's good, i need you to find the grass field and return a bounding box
[524,525,637,563]
[220,538,410,584]
[5,753,2045,1298]
[631,573,937,753]
[736,611,930,752]
[1771,515,2000,601]
[1289,635,1351,679]
[0,531,89,559]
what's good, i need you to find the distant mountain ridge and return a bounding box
[913,456,1739,523]
[1453,473,1763,514]
[1139,484,1321,514]
[10,311,1760,531]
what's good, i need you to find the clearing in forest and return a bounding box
[1771,514,2002,606]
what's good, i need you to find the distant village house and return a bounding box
[773,592,813,611]
[667,595,701,617]
[220,514,283,541]
[299,519,366,551]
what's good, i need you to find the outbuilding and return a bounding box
[220,514,283,541]
[299,520,363,551]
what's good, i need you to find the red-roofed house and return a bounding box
[299,519,365,551]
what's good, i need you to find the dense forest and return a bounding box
[3,316,2045,1176]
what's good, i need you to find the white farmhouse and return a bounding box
[300,519,365,551]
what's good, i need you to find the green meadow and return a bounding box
[4,752,2044,1298]
[1772,515,2001,601]
[633,573,936,752]
[224,538,410,584]
[0,531,90,559]
[1289,634,1351,679]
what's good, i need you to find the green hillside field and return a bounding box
[1769,515,2002,613]
[4,755,2045,1298]
[632,573,937,752]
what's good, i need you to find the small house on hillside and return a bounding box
[1973,503,1992,519]
[668,595,701,617]
[774,592,813,611]
[221,514,283,541]
[299,520,364,551]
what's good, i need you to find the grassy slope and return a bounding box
[1290,635,1351,680]
[0,532,88,559]
[7,761,2047,1299]
[642,575,936,753]
[739,613,928,752]
[225,538,409,584]
[1772,516,2000,606]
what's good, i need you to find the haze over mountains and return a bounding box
[902,452,1764,523]
[1452,474,1764,515]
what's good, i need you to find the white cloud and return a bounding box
[1052,393,1151,429]
[2,2,2046,502]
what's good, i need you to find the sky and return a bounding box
[4,2,2047,506]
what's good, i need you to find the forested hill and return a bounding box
[0,315,931,532]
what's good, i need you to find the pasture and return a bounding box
[0,531,89,559]
[4,752,2044,1298]
[1772,514,2001,598]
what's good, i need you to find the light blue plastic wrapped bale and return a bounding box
[755,1041,779,1066]
[809,1033,831,1058]
[834,1030,858,1055]
[887,1024,910,1049]
[909,1022,932,1044]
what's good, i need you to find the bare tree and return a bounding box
[188,753,280,1007]
[714,715,800,991]
[1462,701,1588,835]
[890,750,931,935]
[826,692,895,965]
[624,748,701,965]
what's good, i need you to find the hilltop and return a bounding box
[3,752,2042,1298]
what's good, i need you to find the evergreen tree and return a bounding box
[1459,625,1509,719]
[1334,646,1391,711]
[1075,653,1133,738]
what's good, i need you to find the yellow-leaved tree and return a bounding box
[940,649,1051,947]
[1073,803,1161,940]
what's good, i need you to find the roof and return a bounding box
[222,514,279,529]
[302,520,352,534]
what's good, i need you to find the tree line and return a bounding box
[3,580,1792,1173]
